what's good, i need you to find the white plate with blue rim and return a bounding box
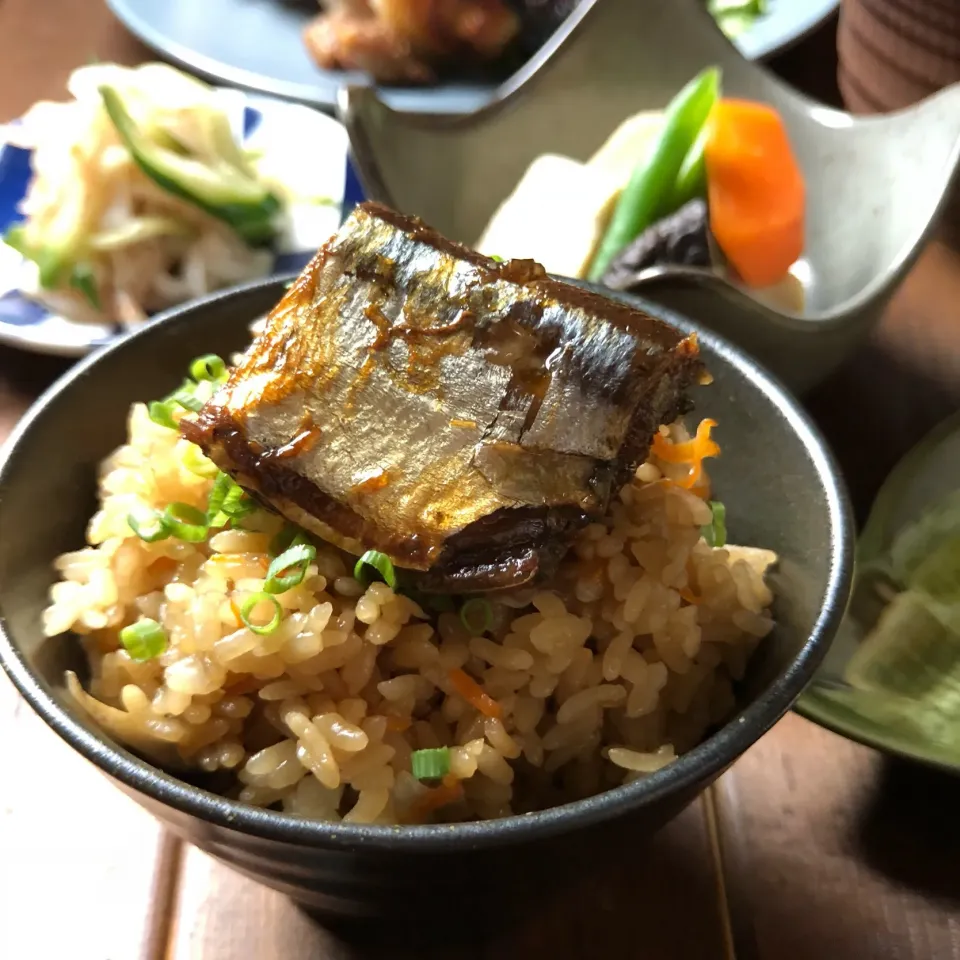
[0,91,367,357]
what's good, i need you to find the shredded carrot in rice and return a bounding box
[679,586,700,605]
[403,775,464,824]
[689,478,712,500]
[448,668,503,719]
[651,419,720,492]
[680,560,702,604]
[384,714,412,733]
[229,597,244,628]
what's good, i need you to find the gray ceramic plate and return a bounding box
[105,0,840,115]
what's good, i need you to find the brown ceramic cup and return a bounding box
[838,0,960,242]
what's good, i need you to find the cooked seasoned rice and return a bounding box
[44,402,776,824]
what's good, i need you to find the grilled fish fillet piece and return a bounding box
[182,202,704,592]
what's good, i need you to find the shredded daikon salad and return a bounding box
[3,63,326,328]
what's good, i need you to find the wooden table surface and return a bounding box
[2,4,960,959]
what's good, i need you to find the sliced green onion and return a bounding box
[162,502,209,542]
[182,444,220,478]
[170,384,204,413]
[148,399,178,430]
[702,500,727,548]
[219,482,256,520]
[239,591,283,636]
[206,472,254,526]
[354,550,397,589]
[491,254,504,262]
[128,508,170,542]
[268,524,309,557]
[119,618,168,661]
[588,66,721,282]
[189,354,228,383]
[265,543,317,594]
[460,598,493,635]
[206,471,233,525]
[411,747,451,781]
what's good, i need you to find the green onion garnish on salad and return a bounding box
[162,502,209,542]
[239,592,283,636]
[411,747,451,781]
[265,543,317,594]
[460,597,493,635]
[120,618,168,661]
[354,550,397,589]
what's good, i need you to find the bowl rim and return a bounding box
[0,274,854,851]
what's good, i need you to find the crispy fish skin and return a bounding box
[182,202,703,591]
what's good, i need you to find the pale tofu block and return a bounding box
[475,154,622,280]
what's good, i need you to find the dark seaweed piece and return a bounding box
[601,199,712,292]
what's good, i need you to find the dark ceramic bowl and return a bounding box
[0,276,853,926]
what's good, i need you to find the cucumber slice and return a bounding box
[846,590,960,695]
[5,224,99,306]
[4,224,64,288]
[837,414,960,752]
[99,85,280,246]
[844,590,960,747]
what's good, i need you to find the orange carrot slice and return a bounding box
[651,419,720,491]
[705,99,805,288]
[403,778,465,824]
[447,668,503,719]
[229,597,243,628]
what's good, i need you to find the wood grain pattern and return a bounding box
[806,240,960,524]
[0,673,179,960]
[0,0,148,122]
[165,801,729,960]
[715,713,960,960]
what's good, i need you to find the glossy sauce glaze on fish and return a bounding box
[182,202,705,592]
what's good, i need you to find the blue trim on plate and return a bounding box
[0,93,362,356]
[0,290,47,326]
[0,144,30,233]
[242,105,262,138]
